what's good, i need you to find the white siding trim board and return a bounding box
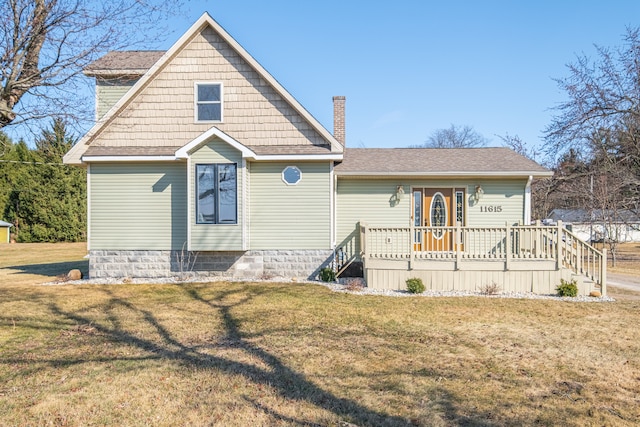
[83,156,180,162]
[524,175,533,225]
[187,156,193,251]
[242,158,248,250]
[177,126,254,159]
[336,171,553,178]
[251,154,343,161]
[87,163,92,251]
[330,161,336,249]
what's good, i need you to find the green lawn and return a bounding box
[1,244,639,426]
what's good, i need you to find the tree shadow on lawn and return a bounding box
[36,284,422,426]
[4,260,88,279]
[2,283,510,426]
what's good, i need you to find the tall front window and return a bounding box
[196,163,237,224]
[195,83,222,122]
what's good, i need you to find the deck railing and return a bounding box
[359,221,606,292]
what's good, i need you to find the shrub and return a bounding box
[480,282,500,295]
[319,267,336,282]
[406,277,425,294]
[556,279,578,297]
[344,278,365,291]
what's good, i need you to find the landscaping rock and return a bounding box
[67,269,83,280]
[589,290,602,298]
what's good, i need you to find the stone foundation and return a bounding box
[89,249,334,280]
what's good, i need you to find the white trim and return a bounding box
[194,81,224,123]
[93,83,99,121]
[186,157,192,251]
[524,175,533,225]
[251,154,343,161]
[80,152,344,163]
[330,162,335,248]
[281,166,302,185]
[176,127,255,159]
[455,190,465,226]
[335,171,553,178]
[82,156,179,162]
[87,164,92,251]
[242,158,248,250]
[429,191,448,240]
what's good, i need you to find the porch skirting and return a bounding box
[89,249,333,281]
[364,259,595,295]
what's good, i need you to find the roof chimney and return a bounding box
[333,96,346,146]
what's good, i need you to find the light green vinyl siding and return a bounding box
[464,180,525,227]
[96,78,138,119]
[336,178,527,259]
[189,139,243,251]
[250,162,331,250]
[90,162,187,250]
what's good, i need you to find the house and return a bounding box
[64,13,606,295]
[0,220,12,244]
[548,208,640,243]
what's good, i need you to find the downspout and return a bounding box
[524,175,533,225]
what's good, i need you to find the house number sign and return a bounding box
[479,205,503,213]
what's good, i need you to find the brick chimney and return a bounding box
[333,96,346,146]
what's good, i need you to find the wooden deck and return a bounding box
[358,221,606,296]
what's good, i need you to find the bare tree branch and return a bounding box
[416,124,489,148]
[0,0,184,132]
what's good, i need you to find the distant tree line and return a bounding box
[0,119,86,242]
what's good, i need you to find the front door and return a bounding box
[412,188,466,252]
[424,188,452,251]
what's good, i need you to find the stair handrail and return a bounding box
[557,221,606,293]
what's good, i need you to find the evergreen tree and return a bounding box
[0,120,86,242]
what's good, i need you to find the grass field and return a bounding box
[1,243,639,426]
[0,242,88,286]
[606,242,640,275]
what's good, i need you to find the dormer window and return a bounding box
[195,82,223,122]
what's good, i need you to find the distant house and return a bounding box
[0,220,12,244]
[548,208,640,243]
[64,13,607,295]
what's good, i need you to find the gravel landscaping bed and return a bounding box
[45,276,615,302]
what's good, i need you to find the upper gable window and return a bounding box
[195,83,223,122]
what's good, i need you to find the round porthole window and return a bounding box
[282,166,302,185]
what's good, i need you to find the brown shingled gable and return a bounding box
[335,147,551,177]
[84,51,165,76]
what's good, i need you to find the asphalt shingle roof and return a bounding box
[84,51,165,76]
[334,147,551,176]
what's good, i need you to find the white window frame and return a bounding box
[429,191,448,240]
[194,82,223,123]
[281,166,302,185]
[195,163,237,225]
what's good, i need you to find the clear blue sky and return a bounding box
[157,0,639,153]
[10,1,640,153]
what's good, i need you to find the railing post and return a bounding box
[409,218,414,270]
[556,220,563,270]
[601,248,607,297]
[359,221,368,261]
[505,222,511,270]
[455,221,462,270]
[535,219,541,258]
